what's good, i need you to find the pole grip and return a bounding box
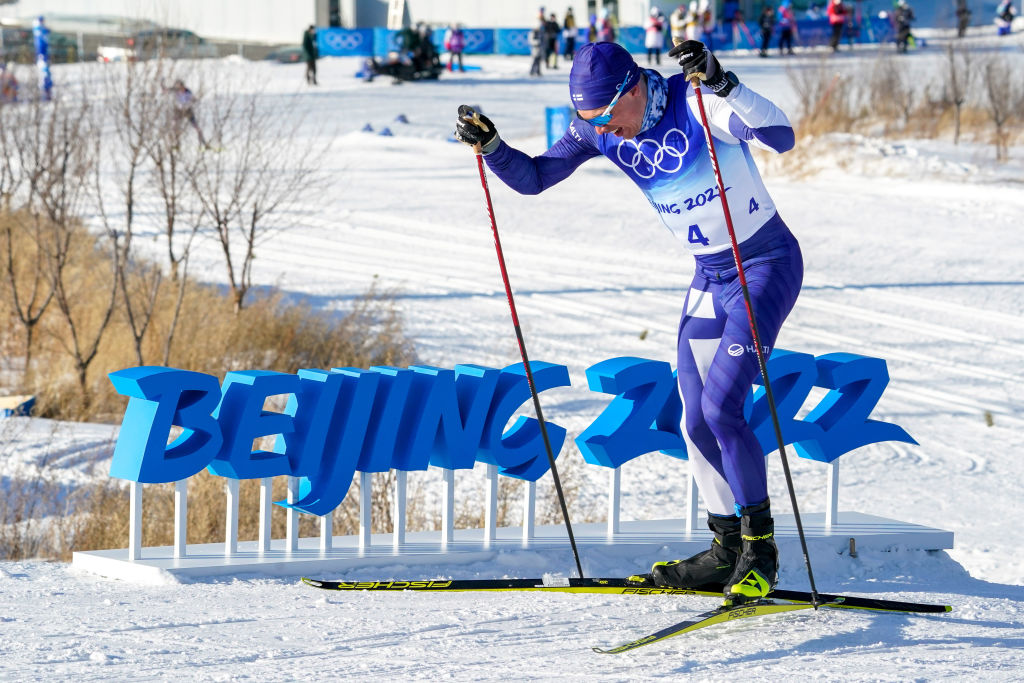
[671,38,706,85]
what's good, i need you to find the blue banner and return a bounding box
[496,28,532,55]
[546,106,574,148]
[373,28,401,56]
[618,26,646,54]
[317,28,374,57]
[316,23,895,61]
[460,28,495,54]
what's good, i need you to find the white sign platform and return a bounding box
[73,512,953,584]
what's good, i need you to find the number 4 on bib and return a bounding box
[749,198,760,214]
[687,224,710,246]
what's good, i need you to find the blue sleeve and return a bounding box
[727,114,795,153]
[482,120,602,195]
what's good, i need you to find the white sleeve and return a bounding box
[686,81,793,153]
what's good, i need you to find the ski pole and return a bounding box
[681,46,821,607]
[471,143,585,581]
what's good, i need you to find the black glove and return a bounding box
[455,105,501,154]
[668,40,738,97]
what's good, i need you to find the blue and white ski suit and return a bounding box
[482,71,803,516]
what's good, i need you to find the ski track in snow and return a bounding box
[3,42,1024,678]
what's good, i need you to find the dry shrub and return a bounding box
[786,50,1024,160]
[787,58,864,138]
[57,466,417,559]
[1,202,420,560]
[0,207,415,422]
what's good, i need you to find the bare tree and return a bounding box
[89,59,205,367]
[944,43,972,145]
[90,60,166,366]
[42,98,120,413]
[187,74,331,313]
[142,64,206,365]
[876,55,916,131]
[0,98,24,211]
[980,56,1023,162]
[786,59,853,137]
[145,65,206,282]
[0,97,89,387]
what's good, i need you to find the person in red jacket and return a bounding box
[827,0,847,51]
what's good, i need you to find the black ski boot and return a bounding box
[723,499,779,605]
[628,514,740,589]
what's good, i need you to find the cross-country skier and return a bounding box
[893,1,915,53]
[995,0,1017,35]
[166,80,210,150]
[454,41,802,605]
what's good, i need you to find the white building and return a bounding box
[0,1,634,45]
[1,1,1003,45]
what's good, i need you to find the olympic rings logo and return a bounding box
[504,31,529,49]
[464,30,487,50]
[616,128,689,179]
[323,31,365,51]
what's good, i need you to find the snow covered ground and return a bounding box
[2,34,1024,679]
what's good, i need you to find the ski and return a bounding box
[300,577,952,614]
[300,576,721,598]
[592,600,832,654]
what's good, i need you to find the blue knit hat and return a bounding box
[568,42,642,110]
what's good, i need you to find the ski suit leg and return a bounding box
[677,229,803,513]
[676,274,734,516]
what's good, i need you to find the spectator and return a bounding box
[563,7,577,61]
[685,2,701,41]
[759,5,776,57]
[302,25,318,85]
[723,0,742,46]
[165,80,209,149]
[955,0,971,38]
[396,23,421,57]
[597,8,616,42]
[805,3,825,20]
[699,0,716,49]
[416,22,440,70]
[827,0,847,52]
[645,7,666,65]
[588,14,598,42]
[670,4,688,44]
[0,63,18,103]
[530,12,545,76]
[443,23,465,72]
[893,0,915,53]
[777,0,796,55]
[545,12,560,68]
[996,0,1017,35]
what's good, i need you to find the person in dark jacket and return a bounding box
[529,13,545,76]
[302,25,318,85]
[563,8,577,61]
[956,0,971,38]
[544,13,561,68]
[758,6,776,57]
[893,1,915,53]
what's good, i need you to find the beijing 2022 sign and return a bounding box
[107,350,914,516]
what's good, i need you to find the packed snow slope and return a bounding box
[2,35,1024,679]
